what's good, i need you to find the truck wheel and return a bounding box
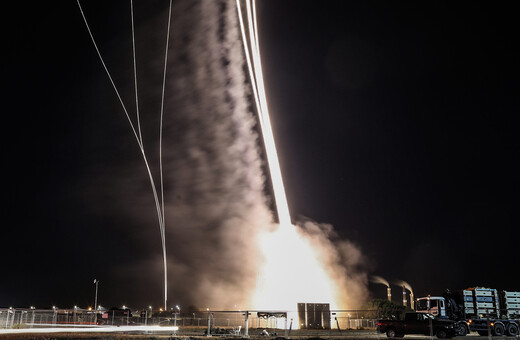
[455,323,468,336]
[386,328,397,337]
[492,323,505,336]
[506,323,519,336]
[436,329,448,339]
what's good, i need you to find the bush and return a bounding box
[368,299,408,319]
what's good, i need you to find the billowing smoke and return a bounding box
[396,280,413,295]
[159,0,368,309]
[371,275,390,287]
[87,0,368,310]
[296,219,368,308]
[160,0,271,308]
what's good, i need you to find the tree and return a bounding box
[368,299,408,320]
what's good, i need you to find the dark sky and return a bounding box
[2,1,519,309]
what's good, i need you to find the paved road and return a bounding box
[0,327,518,340]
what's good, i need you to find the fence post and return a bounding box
[244,311,250,338]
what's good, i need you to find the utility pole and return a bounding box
[93,279,99,325]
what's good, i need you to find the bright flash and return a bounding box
[253,223,339,310]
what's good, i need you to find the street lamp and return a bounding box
[52,306,57,326]
[207,308,212,336]
[93,279,99,325]
[145,306,152,326]
[122,305,129,325]
[175,305,180,327]
[30,307,35,328]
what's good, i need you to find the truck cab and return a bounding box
[416,296,448,318]
[417,288,520,337]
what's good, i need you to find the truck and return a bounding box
[416,287,520,336]
[377,312,457,338]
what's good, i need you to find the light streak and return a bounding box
[77,1,172,310]
[0,326,181,335]
[236,0,342,318]
[237,0,291,226]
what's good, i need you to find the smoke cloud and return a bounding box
[87,0,368,310]
[371,275,390,287]
[396,280,413,294]
[160,0,368,309]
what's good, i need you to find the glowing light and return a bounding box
[236,0,341,318]
[236,0,291,226]
[253,224,340,311]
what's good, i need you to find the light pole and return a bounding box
[52,306,57,326]
[207,308,211,336]
[93,279,99,325]
[175,305,180,327]
[30,306,35,328]
[123,305,129,325]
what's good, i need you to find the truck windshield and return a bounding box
[416,299,429,311]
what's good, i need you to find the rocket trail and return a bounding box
[77,0,172,309]
[236,0,291,227]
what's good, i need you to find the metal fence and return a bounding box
[0,307,379,334]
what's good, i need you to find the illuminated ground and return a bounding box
[0,327,377,338]
[0,326,496,339]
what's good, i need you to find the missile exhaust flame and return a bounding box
[237,0,344,313]
[80,0,369,311]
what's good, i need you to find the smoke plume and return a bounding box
[160,0,368,309]
[88,0,368,310]
[396,280,413,294]
[371,275,390,287]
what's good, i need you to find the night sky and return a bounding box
[2,1,519,309]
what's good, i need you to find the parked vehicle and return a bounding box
[377,312,457,338]
[416,287,520,336]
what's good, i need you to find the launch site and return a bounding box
[2,0,519,339]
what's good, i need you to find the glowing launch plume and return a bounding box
[234,0,368,314]
[93,0,369,310]
[371,275,390,287]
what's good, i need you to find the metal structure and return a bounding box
[1,307,379,336]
